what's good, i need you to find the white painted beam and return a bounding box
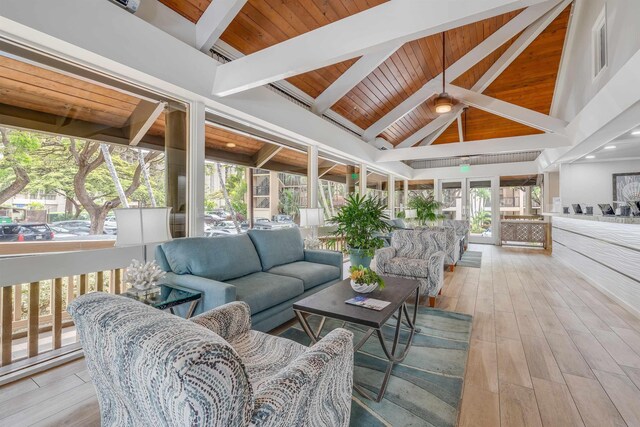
[312,41,402,115]
[399,0,571,149]
[446,84,568,134]
[307,145,319,208]
[457,114,465,142]
[126,100,165,146]
[396,110,460,148]
[412,161,540,180]
[196,0,247,53]
[419,108,464,146]
[362,0,561,141]
[319,163,338,178]
[473,0,572,92]
[378,134,570,162]
[212,0,549,96]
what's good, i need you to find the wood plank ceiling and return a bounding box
[158,0,572,149]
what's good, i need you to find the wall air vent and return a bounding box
[410,151,542,169]
[107,0,139,13]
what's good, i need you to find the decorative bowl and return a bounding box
[350,280,378,294]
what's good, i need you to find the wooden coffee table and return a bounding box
[293,276,420,402]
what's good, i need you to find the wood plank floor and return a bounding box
[3,245,640,426]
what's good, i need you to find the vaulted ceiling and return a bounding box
[155,0,573,155]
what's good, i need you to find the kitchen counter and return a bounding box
[543,212,640,224]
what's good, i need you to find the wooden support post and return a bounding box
[1,286,12,366]
[79,274,87,296]
[52,278,63,350]
[13,284,21,322]
[97,271,104,292]
[429,296,436,307]
[28,281,39,358]
[114,269,122,294]
[66,276,75,305]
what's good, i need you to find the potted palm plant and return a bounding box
[329,194,392,268]
[407,194,444,226]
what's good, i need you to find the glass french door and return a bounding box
[439,178,498,244]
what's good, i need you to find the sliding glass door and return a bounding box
[438,178,498,244]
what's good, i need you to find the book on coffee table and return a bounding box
[345,295,391,311]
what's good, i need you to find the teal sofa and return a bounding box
[155,227,343,332]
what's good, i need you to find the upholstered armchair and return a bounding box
[426,226,460,271]
[69,293,354,427]
[443,219,470,251]
[375,230,447,307]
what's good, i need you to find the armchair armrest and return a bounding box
[427,250,446,296]
[251,328,354,427]
[190,301,251,340]
[163,272,236,315]
[304,249,343,269]
[375,246,396,272]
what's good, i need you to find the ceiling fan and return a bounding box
[435,31,455,114]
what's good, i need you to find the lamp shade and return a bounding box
[404,209,418,219]
[114,207,172,246]
[299,208,324,227]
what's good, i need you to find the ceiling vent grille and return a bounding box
[410,151,542,169]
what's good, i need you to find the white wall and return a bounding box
[559,159,640,207]
[555,0,640,121]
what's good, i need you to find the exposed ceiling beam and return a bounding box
[125,100,165,146]
[457,115,465,142]
[473,0,572,92]
[417,106,464,146]
[0,102,166,148]
[195,0,247,53]
[205,147,254,166]
[251,144,283,168]
[402,0,571,148]
[362,0,561,141]
[319,163,338,178]
[446,84,568,134]
[395,112,459,149]
[311,41,402,115]
[212,0,549,96]
[378,133,571,162]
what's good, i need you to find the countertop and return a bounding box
[543,213,640,225]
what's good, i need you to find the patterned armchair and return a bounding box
[68,293,354,427]
[375,230,447,307]
[443,219,470,251]
[425,226,460,271]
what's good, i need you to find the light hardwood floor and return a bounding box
[3,245,640,426]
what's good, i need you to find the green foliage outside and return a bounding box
[279,188,299,220]
[407,194,444,225]
[329,193,392,257]
[0,128,165,232]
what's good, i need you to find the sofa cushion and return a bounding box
[392,219,408,229]
[227,272,304,315]
[160,236,262,282]
[247,228,304,270]
[268,261,341,291]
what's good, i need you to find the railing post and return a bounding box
[97,271,104,292]
[28,281,39,358]
[114,269,122,294]
[79,274,87,296]
[53,278,63,350]
[13,284,21,322]
[66,276,75,305]
[1,286,12,366]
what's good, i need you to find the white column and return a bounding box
[359,163,368,195]
[387,174,395,218]
[307,145,318,208]
[187,101,205,237]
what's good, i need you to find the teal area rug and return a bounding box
[456,250,483,268]
[279,308,473,427]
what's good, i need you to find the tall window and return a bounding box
[593,7,607,79]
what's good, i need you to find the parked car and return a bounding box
[49,225,80,239]
[272,214,294,223]
[0,223,54,242]
[52,220,91,235]
[104,215,117,229]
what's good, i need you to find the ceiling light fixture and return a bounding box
[604,145,616,149]
[586,155,596,159]
[226,142,236,148]
[631,130,640,136]
[435,32,453,114]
